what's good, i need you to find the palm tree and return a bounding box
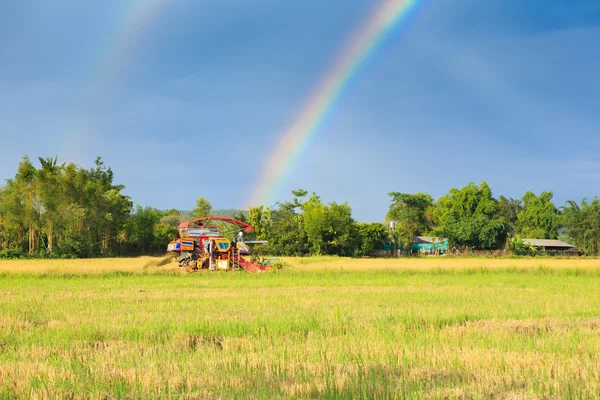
[38,156,65,175]
[38,156,65,252]
[12,156,40,253]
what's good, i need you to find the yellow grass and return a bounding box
[1,256,600,397]
[0,256,177,274]
[2,255,600,275]
[283,255,600,272]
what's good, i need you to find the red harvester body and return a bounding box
[167,216,272,273]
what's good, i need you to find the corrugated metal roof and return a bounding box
[522,239,576,248]
[415,236,447,244]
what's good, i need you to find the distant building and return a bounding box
[412,237,448,253]
[379,237,578,256]
[381,236,448,255]
[521,239,577,252]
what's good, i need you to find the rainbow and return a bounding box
[88,0,167,102]
[62,0,168,158]
[245,0,425,207]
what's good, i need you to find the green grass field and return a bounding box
[1,257,600,398]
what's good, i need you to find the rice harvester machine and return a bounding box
[166,216,272,273]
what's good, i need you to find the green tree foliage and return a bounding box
[37,156,65,252]
[192,197,212,219]
[211,209,247,218]
[291,189,308,209]
[159,209,185,228]
[396,220,418,254]
[2,156,39,253]
[497,196,522,236]
[355,222,387,257]
[435,182,507,250]
[247,206,271,240]
[508,238,538,256]
[324,202,355,256]
[386,192,434,253]
[259,190,361,257]
[265,207,307,256]
[123,206,180,255]
[154,209,183,254]
[83,158,133,255]
[0,156,132,258]
[2,156,596,258]
[387,192,434,233]
[517,191,559,239]
[562,199,600,255]
[125,206,161,254]
[303,193,328,255]
[257,190,309,255]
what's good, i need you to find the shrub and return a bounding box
[508,238,538,256]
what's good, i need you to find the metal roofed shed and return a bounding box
[412,237,448,254]
[381,236,449,255]
[522,239,577,252]
[414,237,447,245]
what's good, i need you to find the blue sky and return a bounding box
[0,0,599,221]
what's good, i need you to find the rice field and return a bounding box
[1,256,600,398]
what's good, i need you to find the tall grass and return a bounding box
[0,257,599,398]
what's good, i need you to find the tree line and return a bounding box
[240,189,388,257]
[1,156,599,258]
[242,183,600,257]
[384,182,600,255]
[0,156,178,258]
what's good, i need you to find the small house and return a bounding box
[521,239,577,252]
[412,237,448,254]
[380,236,448,255]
